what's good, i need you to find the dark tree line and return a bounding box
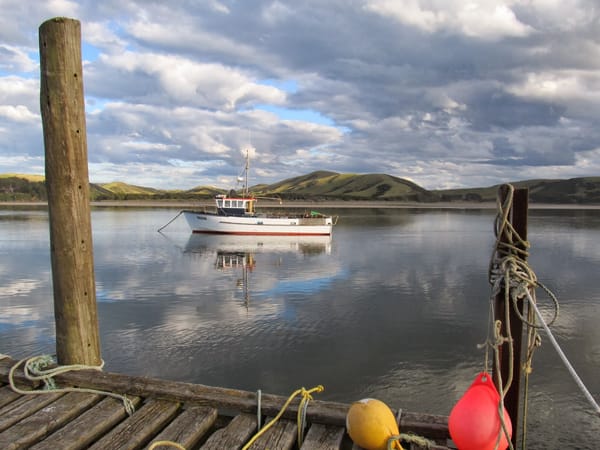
[0,177,47,201]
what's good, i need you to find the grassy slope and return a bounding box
[433,177,600,203]
[0,173,45,182]
[2,173,600,203]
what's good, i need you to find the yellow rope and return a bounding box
[241,385,324,450]
[387,433,435,449]
[148,441,186,450]
[8,355,136,415]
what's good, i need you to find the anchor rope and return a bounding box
[7,355,136,415]
[241,385,324,450]
[157,210,183,232]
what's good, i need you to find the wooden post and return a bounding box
[493,185,528,449]
[39,17,101,366]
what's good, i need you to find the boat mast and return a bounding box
[244,148,249,197]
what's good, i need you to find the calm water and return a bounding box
[1,206,599,449]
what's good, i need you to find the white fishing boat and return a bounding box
[182,151,336,236]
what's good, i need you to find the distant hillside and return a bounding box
[0,175,47,201]
[1,173,599,204]
[433,177,600,204]
[257,171,438,202]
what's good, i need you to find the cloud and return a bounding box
[0,0,599,190]
[364,0,534,40]
[0,45,38,73]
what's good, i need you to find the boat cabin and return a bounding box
[215,195,256,216]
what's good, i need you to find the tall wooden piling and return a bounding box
[39,17,101,366]
[493,186,528,449]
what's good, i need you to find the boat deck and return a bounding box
[0,357,452,449]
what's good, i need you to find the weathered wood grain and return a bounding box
[30,395,142,450]
[0,391,101,449]
[247,416,297,450]
[146,405,218,450]
[200,413,257,450]
[301,423,346,449]
[0,359,40,389]
[0,356,449,441]
[87,398,180,450]
[0,385,21,409]
[400,412,449,441]
[39,16,101,366]
[0,392,63,433]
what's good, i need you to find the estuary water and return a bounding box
[1,205,599,449]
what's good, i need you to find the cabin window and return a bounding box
[224,200,231,208]
[235,200,242,208]
[217,200,223,208]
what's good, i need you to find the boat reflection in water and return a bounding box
[183,234,332,256]
[183,234,334,309]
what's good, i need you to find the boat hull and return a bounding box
[182,210,333,236]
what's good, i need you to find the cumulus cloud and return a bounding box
[364,0,534,40]
[0,0,598,189]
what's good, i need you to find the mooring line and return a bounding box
[157,210,183,232]
[525,290,600,416]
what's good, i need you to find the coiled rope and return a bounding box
[7,355,136,415]
[482,184,599,449]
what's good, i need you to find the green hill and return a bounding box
[0,175,47,201]
[99,182,160,196]
[255,171,438,201]
[433,177,600,204]
[1,172,599,204]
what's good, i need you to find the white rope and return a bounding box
[8,355,136,415]
[525,290,600,416]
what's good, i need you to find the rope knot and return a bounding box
[242,384,324,450]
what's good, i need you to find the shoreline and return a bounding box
[1,200,599,210]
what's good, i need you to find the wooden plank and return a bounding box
[301,423,345,449]
[200,413,257,450]
[0,358,449,441]
[0,391,101,449]
[88,398,179,450]
[0,359,40,389]
[0,392,63,433]
[30,395,142,450]
[247,417,297,450]
[400,412,449,441]
[0,385,21,409]
[146,406,218,450]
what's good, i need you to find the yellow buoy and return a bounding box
[346,398,403,450]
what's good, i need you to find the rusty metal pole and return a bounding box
[493,185,528,449]
[39,17,101,365]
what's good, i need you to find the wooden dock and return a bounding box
[1,356,451,449]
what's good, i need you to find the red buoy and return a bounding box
[449,372,512,450]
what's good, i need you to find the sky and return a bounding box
[1,0,599,190]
